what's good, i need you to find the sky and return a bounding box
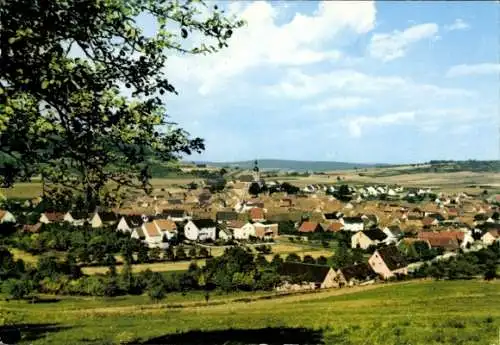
[139,1,499,164]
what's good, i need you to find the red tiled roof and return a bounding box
[422,217,437,226]
[250,207,265,221]
[144,222,161,237]
[327,222,344,232]
[299,221,320,233]
[154,219,177,232]
[418,231,466,249]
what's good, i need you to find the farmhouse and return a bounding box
[336,263,377,287]
[369,246,408,279]
[0,210,16,224]
[184,219,217,242]
[351,228,387,249]
[277,262,338,291]
[418,231,474,250]
[23,223,42,233]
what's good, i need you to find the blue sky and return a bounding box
[140,1,499,164]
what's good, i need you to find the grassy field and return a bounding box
[81,242,333,275]
[1,280,499,344]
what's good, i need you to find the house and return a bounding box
[277,262,338,291]
[368,246,408,279]
[351,228,387,249]
[327,222,344,232]
[382,226,403,244]
[22,223,42,233]
[231,221,256,240]
[116,215,146,233]
[482,230,500,246]
[336,263,377,287]
[0,210,16,224]
[298,221,323,233]
[159,209,190,222]
[154,219,178,240]
[39,212,65,224]
[167,199,183,205]
[216,211,239,223]
[249,207,266,222]
[418,231,475,250]
[253,221,278,239]
[90,211,118,228]
[184,219,217,241]
[342,217,364,232]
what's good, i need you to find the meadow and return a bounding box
[1,280,499,345]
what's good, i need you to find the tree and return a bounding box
[175,248,187,261]
[147,272,166,302]
[199,247,209,258]
[1,0,243,208]
[285,253,301,263]
[137,245,149,264]
[149,247,162,262]
[188,247,197,259]
[302,255,315,264]
[164,246,175,261]
[316,256,328,265]
[249,182,261,196]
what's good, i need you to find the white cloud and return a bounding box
[368,23,439,62]
[304,97,370,111]
[165,1,376,95]
[268,68,473,100]
[444,19,470,32]
[446,63,500,77]
[344,112,415,137]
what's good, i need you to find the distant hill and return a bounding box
[193,159,385,172]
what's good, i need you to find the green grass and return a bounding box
[1,280,499,345]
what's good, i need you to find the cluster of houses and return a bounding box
[277,245,409,291]
[1,204,279,249]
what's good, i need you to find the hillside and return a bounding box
[194,159,383,172]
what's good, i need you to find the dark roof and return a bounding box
[97,212,118,222]
[343,217,363,223]
[161,209,186,218]
[216,211,239,221]
[387,225,403,235]
[192,219,217,229]
[427,213,445,221]
[70,211,89,220]
[124,215,144,227]
[324,212,342,220]
[339,263,376,282]
[278,262,331,283]
[362,228,387,241]
[474,213,490,221]
[478,222,500,231]
[376,246,407,271]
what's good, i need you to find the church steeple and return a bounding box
[253,159,260,181]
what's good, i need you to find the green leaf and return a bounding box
[41,80,50,89]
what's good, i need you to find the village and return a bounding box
[2,162,499,292]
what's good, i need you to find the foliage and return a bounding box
[0,0,243,209]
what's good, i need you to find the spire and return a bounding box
[253,159,260,181]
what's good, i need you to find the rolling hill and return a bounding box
[194,159,384,172]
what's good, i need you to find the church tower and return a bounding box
[253,159,260,182]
